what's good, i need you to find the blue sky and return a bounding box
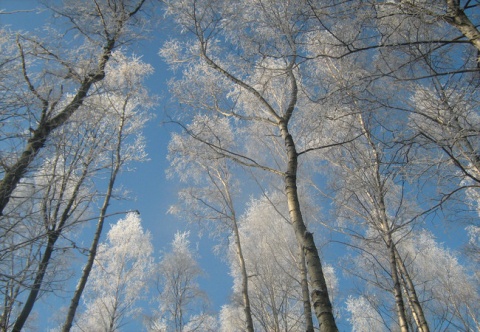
[0,1,233,329]
[1,1,475,331]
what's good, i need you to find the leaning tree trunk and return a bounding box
[12,163,90,332]
[11,233,58,332]
[61,115,126,332]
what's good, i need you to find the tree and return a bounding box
[161,1,346,329]
[0,49,153,332]
[0,0,149,217]
[398,230,480,331]
[349,229,480,331]
[9,144,94,332]
[73,213,154,332]
[2,105,109,331]
[150,231,209,332]
[167,115,255,332]
[61,50,153,332]
[299,2,480,330]
[346,295,385,332]
[321,109,429,332]
[224,190,336,332]
[366,0,480,216]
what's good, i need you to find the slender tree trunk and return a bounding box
[395,247,430,332]
[11,233,58,332]
[279,121,338,332]
[61,117,125,332]
[11,157,91,332]
[400,275,423,332]
[375,175,410,332]
[61,184,115,332]
[386,235,409,332]
[216,168,255,332]
[232,217,255,332]
[299,244,315,332]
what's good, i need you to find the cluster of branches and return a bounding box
[163,0,480,331]
[1,0,480,331]
[0,1,155,331]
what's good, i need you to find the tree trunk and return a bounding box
[386,236,409,332]
[299,243,315,332]
[218,169,255,332]
[12,234,57,332]
[395,248,430,332]
[232,217,255,332]
[279,121,338,332]
[62,116,125,332]
[445,0,480,53]
[61,184,115,332]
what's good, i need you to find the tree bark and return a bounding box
[395,248,430,332]
[445,0,480,53]
[232,216,255,332]
[279,121,338,332]
[299,243,315,332]
[386,236,409,332]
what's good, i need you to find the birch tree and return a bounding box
[225,191,336,332]
[0,48,153,332]
[368,0,480,214]
[73,213,154,332]
[9,145,94,332]
[399,231,480,331]
[149,231,209,332]
[167,115,254,331]
[1,106,107,331]
[161,1,354,329]
[349,230,480,331]
[321,109,429,332]
[0,0,150,217]
[62,50,153,332]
